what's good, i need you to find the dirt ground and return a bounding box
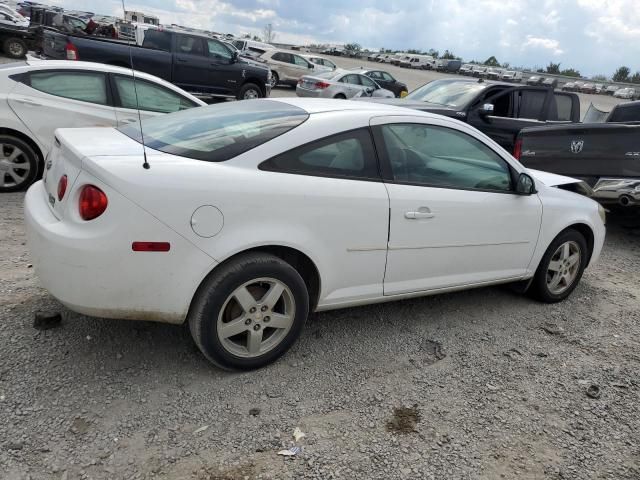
[1,191,639,480]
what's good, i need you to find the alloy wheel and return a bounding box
[216,277,296,358]
[546,241,581,295]
[0,143,30,189]
[243,88,260,100]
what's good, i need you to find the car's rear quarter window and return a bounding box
[118,100,309,162]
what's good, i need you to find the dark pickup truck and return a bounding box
[360,78,580,152]
[516,101,640,207]
[42,28,271,100]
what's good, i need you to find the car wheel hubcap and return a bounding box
[244,89,259,100]
[0,144,30,188]
[546,241,581,295]
[217,278,295,358]
[270,74,278,87]
[9,43,23,56]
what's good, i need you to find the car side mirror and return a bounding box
[516,173,536,195]
[308,63,314,69]
[479,103,494,116]
[231,51,238,63]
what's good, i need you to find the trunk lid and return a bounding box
[43,127,145,219]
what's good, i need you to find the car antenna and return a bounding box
[121,0,149,170]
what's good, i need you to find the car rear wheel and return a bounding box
[529,229,588,303]
[237,83,262,100]
[0,135,39,192]
[334,93,347,99]
[269,71,279,88]
[3,38,27,59]
[189,252,309,370]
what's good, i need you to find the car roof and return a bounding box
[269,97,442,117]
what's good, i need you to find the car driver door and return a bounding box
[370,116,543,295]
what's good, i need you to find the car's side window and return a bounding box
[516,90,547,120]
[29,71,108,105]
[176,35,205,56]
[381,72,394,81]
[293,55,309,67]
[379,123,513,192]
[207,39,232,60]
[359,75,376,87]
[340,74,361,85]
[272,52,292,63]
[367,71,381,80]
[260,128,380,181]
[113,76,197,113]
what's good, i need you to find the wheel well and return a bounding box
[242,78,266,96]
[566,223,595,265]
[0,127,44,170]
[198,246,321,314]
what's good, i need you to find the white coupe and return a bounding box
[0,60,205,192]
[25,99,606,370]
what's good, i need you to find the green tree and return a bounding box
[545,62,561,74]
[560,68,581,78]
[501,62,510,69]
[591,74,608,82]
[263,23,276,43]
[484,56,500,67]
[427,48,439,59]
[612,66,630,82]
[407,49,422,54]
[441,49,456,59]
[631,72,640,84]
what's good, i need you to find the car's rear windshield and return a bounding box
[118,100,309,162]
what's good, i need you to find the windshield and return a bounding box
[118,100,309,162]
[405,80,486,107]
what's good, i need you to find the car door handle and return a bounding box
[14,98,42,107]
[405,209,435,219]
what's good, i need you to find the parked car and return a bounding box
[360,69,408,97]
[516,101,640,207]
[435,59,462,73]
[0,59,205,192]
[302,54,337,71]
[459,64,473,75]
[581,83,596,94]
[471,65,488,77]
[230,38,274,58]
[614,87,638,100]
[604,85,620,95]
[0,3,34,58]
[391,54,406,66]
[0,4,29,28]
[296,69,394,99]
[42,28,271,100]
[595,84,605,94]
[562,82,576,91]
[542,77,559,89]
[526,75,544,86]
[367,52,380,62]
[485,68,504,80]
[260,49,329,88]
[359,78,580,152]
[24,98,606,370]
[502,70,523,82]
[400,54,435,70]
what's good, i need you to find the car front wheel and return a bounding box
[237,83,262,100]
[189,252,309,370]
[529,229,588,303]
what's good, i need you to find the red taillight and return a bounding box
[513,138,522,160]
[65,42,79,60]
[79,185,108,221]
[132,242,171,252]
[314,81,331,89]
[57,175,67,201]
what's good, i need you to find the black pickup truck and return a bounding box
[516,101,640,207]
[42,28,271,100]
[360,78,580,152]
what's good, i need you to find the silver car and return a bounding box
[260,49,329,88]
[301,54,337,71]
[296,70,394,99]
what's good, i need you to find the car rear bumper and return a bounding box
[295,85,325,98]
[24,180,217,324]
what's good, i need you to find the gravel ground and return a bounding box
[1,191,639,480]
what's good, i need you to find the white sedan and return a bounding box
[25,98,606,370]
[0,60,205,192]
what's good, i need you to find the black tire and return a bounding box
[529,229,588,303]
[237,82,262,100]
[3,37,27,59]
[0,135,39,192]
[333,93,347,99]
[188,253,309,370]
[269,71,279,88]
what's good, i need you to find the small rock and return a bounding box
[249,408,261,416]
[33,312,62,331]
[541,323,563,335]
[586,385,601,399]
[5,441,24,451]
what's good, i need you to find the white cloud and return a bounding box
[522,35,564,55]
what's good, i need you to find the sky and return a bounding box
[50,0,640,77]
